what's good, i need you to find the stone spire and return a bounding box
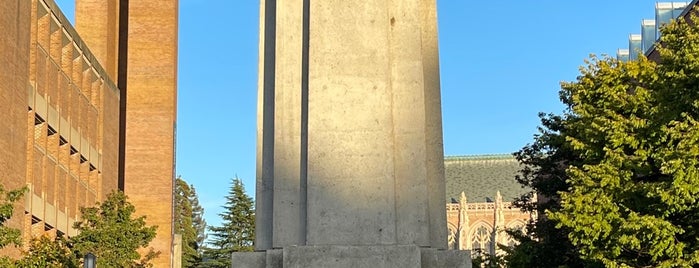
[493,191,507,254]
[458,191,469,250]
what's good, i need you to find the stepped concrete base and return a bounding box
[231,245,470,268]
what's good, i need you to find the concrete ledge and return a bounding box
[421,248,471,268]
[232,245,470,268]
[231,251,266,268]
[266,249,282,268]
[284,245,421,268]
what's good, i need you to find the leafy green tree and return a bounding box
[0,184,26,266]
[505,113,601,268]
[201,177,254,268]
[175,176,205,267]
[509,12,699,267]
[15,235,78,268]
[549,13,699,266]
[0,185,26,248]
[70,190,159,268]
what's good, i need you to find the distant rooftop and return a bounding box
[444,154,528,204]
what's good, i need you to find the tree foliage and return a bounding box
[506,112,601,268]
[201,177,255,268]
[70,191,159,268]
[0,185,26,249]
[510,11,699,268]
[0,184,26,266]
[175,176,206,267]
[190,182,207,256]
[15,235,78,268]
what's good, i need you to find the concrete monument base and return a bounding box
[231,245,470,268]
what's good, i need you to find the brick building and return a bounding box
[0,0,177,266]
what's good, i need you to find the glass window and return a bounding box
[642,19,656,53]
[617,49,630,62]
[629,34,642,60]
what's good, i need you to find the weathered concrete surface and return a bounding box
[421,248,472,268]
[231,251,266,268]
[256,0,448,249]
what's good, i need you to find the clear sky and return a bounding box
[54,0,662,230]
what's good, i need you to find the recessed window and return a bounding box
[31,215,41,225]
[34,114,45,125]
[59,136,68,146]
[47,125,57,136]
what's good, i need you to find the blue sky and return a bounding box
[54,0,661,230]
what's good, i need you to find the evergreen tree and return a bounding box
[175,176,204,267]
[70,191,159,267]
[189,183,207,256]
[201,177,255,268]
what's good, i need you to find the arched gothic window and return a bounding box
[471,223,492,255]
[447,226,457,250]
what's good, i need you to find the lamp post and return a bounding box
[84,253,96,268]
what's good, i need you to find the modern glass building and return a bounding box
[617,1,692,60]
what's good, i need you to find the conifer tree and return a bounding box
[175,176,205,267]
[189,183,207,256]
[201,177,254,268]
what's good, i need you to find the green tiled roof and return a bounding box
[445,154,528,203]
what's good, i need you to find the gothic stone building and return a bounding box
[445,155,534,255]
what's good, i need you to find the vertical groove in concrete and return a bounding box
[300,0,310,246]
[272,0,303,248]
[256,0,276,251]
[386,0,399,246]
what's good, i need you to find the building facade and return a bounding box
[0,0,177,266]
[444,155,533,256]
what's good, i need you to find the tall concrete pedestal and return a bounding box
[239,0,469,267]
